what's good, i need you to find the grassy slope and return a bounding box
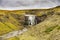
[6,6,60,40]
[16,13,60,40]
[0,6,60,40]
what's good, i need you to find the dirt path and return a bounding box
[0,28,27,39]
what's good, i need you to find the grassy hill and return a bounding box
[0,6,60,40]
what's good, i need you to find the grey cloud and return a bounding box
[0,0,60,10]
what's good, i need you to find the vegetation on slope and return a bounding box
[5,6,60,40]
[0,6,59,39]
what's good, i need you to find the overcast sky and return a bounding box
[0,0,60,10]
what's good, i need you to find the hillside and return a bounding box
[0,6,60,40]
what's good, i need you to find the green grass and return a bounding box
[44,25,58,34]
[57,26,60,30]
